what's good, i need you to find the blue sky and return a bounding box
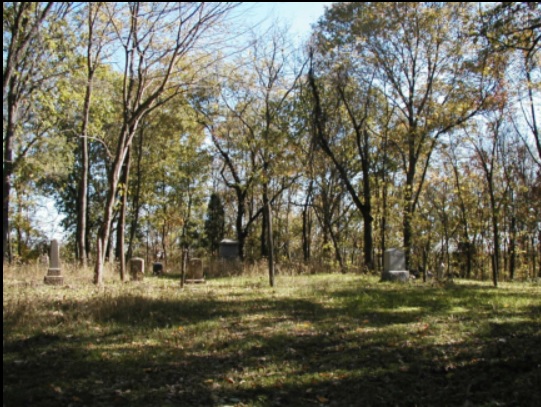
[240,2,333,40]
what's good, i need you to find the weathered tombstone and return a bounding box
[39,253,49,266]
[152,262,164,276]
[129,257,145,281]
[219,239,240,259]
[381,248,410,282]
[44,240,64,286]
[185,258,205,283]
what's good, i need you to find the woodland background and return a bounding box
[3,2,540,286]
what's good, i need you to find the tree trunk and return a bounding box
[77,80,92,267]
[180,248,188,288]
[489,188,500,288]
[116,148,131,281]
[308,64,375,271]
[3,169,11,264]
[263,184,275,287]
[403,159,416,271]
[94,125,132,285]
[302,181,313,262]
[16,190,23,259]
[329,225,345,273]
[95,233,104,285]
[261,206,268,258]
[3,92,17,264]
[127,127,145,259]
[235,195,246,261]
[532,231,541,278]
[509,215,517,280]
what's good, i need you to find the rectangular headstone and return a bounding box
[129,258,145,281]
[186,258,205,283]
[381,248,409,283]
[219,239,239,259]
[44,239,64,286]
[384,249,405,272]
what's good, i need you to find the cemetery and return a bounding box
[4,2,540,406]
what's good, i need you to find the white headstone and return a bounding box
[384,249,406,272]
[381,248,409,282]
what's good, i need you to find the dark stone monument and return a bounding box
[153,262,164,276]
[129,257,145,281]
[219,239,240,259]
[44,239,64,286]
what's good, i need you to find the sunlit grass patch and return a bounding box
[4,267,541,406]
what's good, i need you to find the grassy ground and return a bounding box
[3,265,541,406]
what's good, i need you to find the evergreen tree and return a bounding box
[204,193,225,255]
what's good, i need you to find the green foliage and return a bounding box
[128,100,211,258]
[3,2,540,280]
[479,2,541,54]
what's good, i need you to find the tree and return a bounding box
[93,2,240,285]
[467,101,511,287]
[479,3,541,167]
[307,50,383,271]
[198,28,306,286]
[314,2,498,268]
[75,2,114,267]
[204,193,225,255]
[3,2,73,263]
[479,2,540,55]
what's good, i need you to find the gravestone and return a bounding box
[381,248,410,283]
[39,253,49,266]
[129,257,145,281]
[44,240,64,285]
[219,239,239,259]
[153,262,164,276]
[185,258,205,283]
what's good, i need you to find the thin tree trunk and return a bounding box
[264,184,275,287]
[509,215,517,280]
[95,236,104,284]
[236,195,247,261]
[180,248,188,288]
[261,207,268,257]
[116,148,131,281]
[329,225,345,273]
[489,185,500,287]
[127,127,145,259]
[94,125,133,285]
[302,181,313,262]
[77,77,92,268]
[16,190,23,259]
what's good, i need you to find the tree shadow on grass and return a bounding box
[5,317,539,406]
[4,279,540,406]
